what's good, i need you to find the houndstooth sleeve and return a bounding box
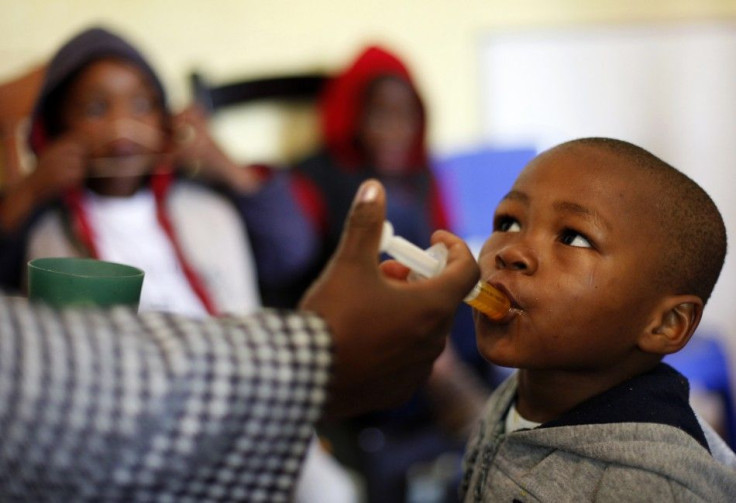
[0,297,333,502]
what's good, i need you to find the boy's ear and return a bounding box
[637,295,704,355]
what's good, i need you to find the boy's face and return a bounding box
[60,58,166,196]
[357,77,421,175]
[475,145,668,372]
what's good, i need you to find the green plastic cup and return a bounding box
[27,257,145,309]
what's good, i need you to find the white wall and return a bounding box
[2,0,736,157]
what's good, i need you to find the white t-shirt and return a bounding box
[505,401,543,433]
[85,188,208,317]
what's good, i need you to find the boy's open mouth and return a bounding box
[87,153,159,178]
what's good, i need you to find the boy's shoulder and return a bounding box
[472,423,736,501]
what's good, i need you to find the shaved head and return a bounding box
[550,138,727,304]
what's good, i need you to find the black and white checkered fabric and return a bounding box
[0,297,333,502]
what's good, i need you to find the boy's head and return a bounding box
[30,27,169,196]
[319,45,428,173]
[474,137,727,376]
[357,76,422,175]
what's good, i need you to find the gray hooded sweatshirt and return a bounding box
[461,363,736,502]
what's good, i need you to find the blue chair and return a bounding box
[664,332,735,449]
[431,146,536,250]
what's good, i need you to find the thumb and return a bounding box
[334,179,386,263]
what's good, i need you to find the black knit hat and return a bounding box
[29,26,168,153]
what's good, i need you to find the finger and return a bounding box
[379,260,411,280]
[333,179,386,264]
[423,229,479,288]
[430,229,464,248]
[187,104,207,122]
[173,106,191,122]
[430,236,479,301]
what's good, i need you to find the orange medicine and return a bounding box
[380,221,511,320]
[463,281,511,321]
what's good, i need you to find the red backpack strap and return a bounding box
[150,173,219,316]
[63,188,100,258]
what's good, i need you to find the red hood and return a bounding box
[320,45,428,171]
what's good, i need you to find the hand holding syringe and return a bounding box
[380,221,511,320]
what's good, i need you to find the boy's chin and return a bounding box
[86,175,147,197]
[475,333,522,369]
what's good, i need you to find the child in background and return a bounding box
[293,45,448,264]
[0,27,317,316]
[461,137,736,501]
[292,45,494,502]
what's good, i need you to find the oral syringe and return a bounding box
[380,221,511,320]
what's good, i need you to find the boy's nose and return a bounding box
[495,244,538,274]
[108,100,137,122]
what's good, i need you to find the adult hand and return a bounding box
[300,179,479,418]
[171,105,261,193]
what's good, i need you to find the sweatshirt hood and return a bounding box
[29,26,168,154]
[319,45,427,171]
[462,365,736,501]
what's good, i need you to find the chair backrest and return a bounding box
[190,71,328,114]
[431,146,537,252]
[0,65,45,188]
[189,71,330,165]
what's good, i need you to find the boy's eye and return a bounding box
[131,95,155,115]
[560,229,592,248]
[496,216,521,233]
[82,100,108,118]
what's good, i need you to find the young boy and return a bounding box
[461,137,736,501]
[0,27,316,315]
[0,26,353,500]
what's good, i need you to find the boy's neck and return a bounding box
[515,359,659,424]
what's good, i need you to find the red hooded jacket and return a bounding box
[293,45,449,254]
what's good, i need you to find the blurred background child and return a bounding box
[0,26,356,502]
[288,45,498,503]
[291,46,447,293]
[0,27,317,316]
